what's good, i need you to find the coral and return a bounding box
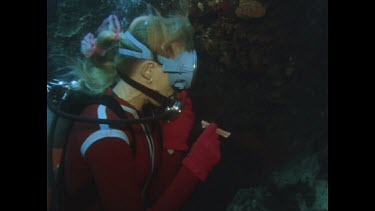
[47,0,115,64]
[311,180,328,210]
[197,2,204,11]
[235,0,266,19]
[226,151,327,211]
[54,14,92,38]
[226,187,271,211]
[271,154,320,188]
[295,180,328,211]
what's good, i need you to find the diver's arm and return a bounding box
[150,165,200,211]
[149,124,221,211]
[147,148,190,204]
[85,137,143,211]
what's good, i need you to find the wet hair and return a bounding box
[72,15,194,95]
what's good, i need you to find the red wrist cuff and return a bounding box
[182,156,208,181]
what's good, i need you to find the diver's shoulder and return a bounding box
[80,104,104,118]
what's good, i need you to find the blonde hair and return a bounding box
[72,15,194,95]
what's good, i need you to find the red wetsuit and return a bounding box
[62,89,200,211]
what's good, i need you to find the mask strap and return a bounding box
[119,73,172,107]
[118,31,154,60]
[117,31,172,106]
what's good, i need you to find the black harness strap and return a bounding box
[85,94,136,154]
[67,94,137,155]
[119,73,172,107]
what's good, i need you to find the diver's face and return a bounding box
[152,63,174,97]
[153,42,186,97]
[135,60,173,107]
[138,42,186,107]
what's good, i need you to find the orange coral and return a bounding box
[235,0,266,19]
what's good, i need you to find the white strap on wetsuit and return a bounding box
[80,105,130,157]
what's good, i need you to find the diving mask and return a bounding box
[119,31,197,89]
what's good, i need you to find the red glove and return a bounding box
[160,90,195,151]
[182,123,221,181]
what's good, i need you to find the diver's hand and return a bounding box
[160,90,195,151]
[182,123,221,181]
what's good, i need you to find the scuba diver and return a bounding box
[47,11,222,211]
